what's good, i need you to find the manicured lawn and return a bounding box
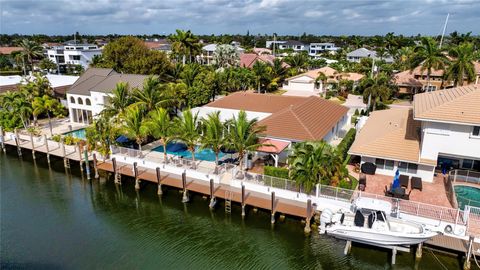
[271,89,287,95]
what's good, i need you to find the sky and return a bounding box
[1,0,479,36]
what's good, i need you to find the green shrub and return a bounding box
[351,115,358,124]
[264,166,289,179]
[354,109,359,116]
[338,175,358,190]
[63,135,80,145]
[337,128,356,161]
[338,96,346,101]
[51,134,61,142]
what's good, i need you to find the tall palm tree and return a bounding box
[252,61,271,93]
[225,110,267,171]
[410,37,449,90]
[1,91,31,129]
[169,29,200,64]
[18,39,43,74]
[121,106,148,151]
[200,111,226,165]
[446,42,477,86]
[315,72,328,94]
[103,82,133,117]
[144,108,173,162]
[132,76,175,112]
[396,46,415,71]
[361,72,392,111]
[212,44,239,68]
[174,109,200,162]
[32,95,62,135]
[284,53,308,74]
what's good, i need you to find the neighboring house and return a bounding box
[200,43,244,65]
[66,68,147,124]
[393,70,423,95]
[347,47,393,63]
[239,53,288,69]
[266,40,308,52]
[410,62,480,92]
[309,43,339,57]
[349,85,480,182]
[46,42,102,70]
[282,67,364,96]
[0,47,23,55]
[253,48,272,55]
[144,39,172,53]
[192,92,349,166]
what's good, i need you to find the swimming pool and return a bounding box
[153,142,227,162]
[63,128,86,140]
[454,185,480,209]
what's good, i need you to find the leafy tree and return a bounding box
[120,106,148,151]
[169,29,201,64]
[200,111,226,165]
[18,39,43,74]
[410,37,449,90]
[252,61,271,93]
[32,95,64,135]
[284,52,309,73]
[144,108,174,162]
[103,82,134,117]
[174,109,200,162]
[39,58,57,72]
[85,115,118,159]
[132,76,176,112]
[360,72,393,111]
[446,42,477,86]
[212,44,239,68]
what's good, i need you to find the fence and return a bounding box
[450,169,480,185]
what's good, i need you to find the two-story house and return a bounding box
[349,85,480,182]
[46,42,102,70]
[309,43,339,57]
[346,47,393,63]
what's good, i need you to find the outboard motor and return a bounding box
[319,209,334,234]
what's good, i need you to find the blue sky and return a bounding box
[1,0,479,36]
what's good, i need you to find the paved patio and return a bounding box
[348,166,453,208]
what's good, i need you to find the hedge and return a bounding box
[264,166,289,179]
[337,128,356,161]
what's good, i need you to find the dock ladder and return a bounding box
[225,190,233,213]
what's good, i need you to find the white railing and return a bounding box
[450,169,480,185]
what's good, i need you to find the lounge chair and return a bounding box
[399,174,409,189]
[401,190,412,200]
[384,185,394,197]
[411,177,423,191]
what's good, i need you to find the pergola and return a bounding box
[256,138,291,167]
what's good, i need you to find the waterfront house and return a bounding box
[66,68,147,124]
[266,40,308,53]
[349,85,480,182]
[347,48,393,63]
[46,42,102,70]
[144,39,172,53]
[309,42,339,57]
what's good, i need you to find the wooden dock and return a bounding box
[426,234,480,254]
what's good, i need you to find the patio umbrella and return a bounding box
[392,169,400,189]
[116,135,130,143]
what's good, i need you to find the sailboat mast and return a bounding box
[439,13,449,49]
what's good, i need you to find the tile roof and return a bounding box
[340,72,364,82]
[286,67,337,82]
[239,53,277,68]
[411,66,445,77]
[0,47,23,54]
[90,74,149,93]
[348,108,425,164]
[413,84,480,125]
[347,48,376,58]
[258,96,348,141]
[393,70,422,87]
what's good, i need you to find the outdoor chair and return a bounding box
[401,190,412,200]
[384,185,394,197]
[361,162,377,175]
[411,177,423,191]
[399,174,409,189]
[358,173,366,191]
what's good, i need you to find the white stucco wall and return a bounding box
[420,121,480,161]
[361,156,435,182]
[283,75,323,93]
[90,91,110,117]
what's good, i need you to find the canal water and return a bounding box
[0,149,473,269]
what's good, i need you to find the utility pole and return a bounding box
[367,57,376,114]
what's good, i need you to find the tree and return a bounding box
[18,39,43,74]
[38,58,57,72]
[120,106,148,151]
[410,37,449,90]
[284,53,309,74]
[32,95,64,135]
[85,114,118,159]
[144,108,174,162]
[174,109,200,162]
[200,111,226,165]
[212,44,239,68]
[103,82,134,117]
[252,61,271,93]
[315,72,328,93]
[0,91,31,129]
[360,72,392,111]
[132,76,176,112]
[225,110,267,171]
[396,46,415,71]
[169,29,201,64]
[446,42,477,86]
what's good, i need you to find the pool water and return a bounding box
[454,185,480,209]
[153,143,227,162]
[63,128,86,140]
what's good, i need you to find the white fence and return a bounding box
[450,169,480,185]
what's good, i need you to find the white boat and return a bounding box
[319,198,438,248]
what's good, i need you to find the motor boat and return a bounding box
[319,197,438,248]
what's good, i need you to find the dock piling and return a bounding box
[134,162,140,190]
[304,199,312,234]
[78,143,83,172]
[0,126,5,153]
[112,158,121,184]
[182,171,189,203]
[415,242,423,260]
[84,150,91,180]
[271,191,276,224]
[92,153,99,179]
[344,241,352,255]
[464,236,474,270]
[156,167,162,195]
[44,135,50,163]
[14,129,22,157]
[241,185,246,218]
[29,132,35,159]
[61,139,69,168]
[209,179,216,209]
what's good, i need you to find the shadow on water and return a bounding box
[1,147,476,270]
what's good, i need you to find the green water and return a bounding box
[0,148,473,269]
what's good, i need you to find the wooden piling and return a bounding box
[44,135,50,163]
[78,143,83,172]
[156,167,162,195]
[271,191,276,224]
[464,236,474,270]
[241,185,246,218]
[61,139,69,168]
[14,129,22,157]
[84,150,91,180]
[415,242,423,260]
[0,126,5,153]
[134,162,140,190]
[209,179,216,209]
[182,171,189,203]
[92,153,99,179]
[112,158,120,184]
[344,241,352,255]
[29,132,35,159]
[304,199,312,234]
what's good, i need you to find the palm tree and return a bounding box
[361,72,392,111]
[121,106,148,151]
[252,61,271,93]
[18,39,43,74]
[169,29,200,64]
[284,53,308,74]
[225,110,267,171]
[0,91,31,129]
[85,115,118,159]
[200,111,226,165]
[132,76,175,112]
[446,42,477,86]
[410,37,449,90]
[174,109,200,162]
[396,46,415,71]
[315,72,328,94]
[144,108,173,162]
[180,64,201,87]
[103,82,133,117]
[32,95,63,135]
[212,44,240,68]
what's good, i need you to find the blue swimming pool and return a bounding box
[153,142,227,162]
[454,185,480,209]
[63,128,86,140]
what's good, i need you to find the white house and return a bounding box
[266,40,308,52]
[66,68,147,124]
[346,47,393,63]
[309,43,339,57]
[46,42,102,70]
[200,43,244,65]
[349,85,480,182]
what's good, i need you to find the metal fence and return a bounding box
[450,169,480,185]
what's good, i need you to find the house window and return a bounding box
[72,55,81,61]
[398,162,418,174]
[474,160,480,171]
[423,85,436,91]
[375,158,394,170]
[462,159,474,169]
[70,97,75,104]
[85,98,91,106]
[472,126,480,137]
[77,98,83,105]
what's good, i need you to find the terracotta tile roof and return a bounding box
[341,72,364,82]
[413,84,480,125]
[257,138,290,154]
[393,70,422,87]
[348,108,425,164]
[412,66,445,77]
[253,48,272,55]
[258,97,348,141]
[0,47,23,54]
[207,92,308,113]
[240,53,285,68]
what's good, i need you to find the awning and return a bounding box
[256,138,290,154]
